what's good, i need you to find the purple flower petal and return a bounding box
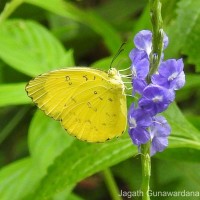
[138,84,175,116]
[129,48,147,63]
[149,115,171,156]
[134,30,152,56]
[131,58,149,79]
[150,116,171,137]
[151,136,168,156]
[132,78,147,95]
[163,31,169,49]
[128,104,152,128]
[133,30,168,56]
[152,59,185,90]
[128,104,152,145]
[172,71,185,90]
[129,127,150,145]
[159,59,183,77]
[128,103,135,117]
[151,74,167,87]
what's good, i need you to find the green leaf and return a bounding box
[164,103,200,141]
[183,74,200,89]
[186,114,200,131]
[96,0,146,26]
[0,109,76,200]
[159,146,200,163]
[0,0,24,24]
[157,103,200,162]
[176,74,200,102]
[26,136,136,200]
[54,192,84,200]
[0,83,30,107]
[152,159,200,193]
[27,110,75,198]
[91,54,130,71]
[178,0,200,72]
[162,0,181,25]
[0,107,29,144]
[25,0,121,54]
[0,19,74,77]
[0,158,39,200]
[28,110,74,175]
[165,0,200,72]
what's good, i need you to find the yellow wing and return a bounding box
[26,67,127,142]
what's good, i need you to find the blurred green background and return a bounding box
[0,0,200,200]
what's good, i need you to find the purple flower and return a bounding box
[151,59,185,90]
[149,116,171,156]
[129,48,147,63]
[131,57,149,95]
[134,30,152,56]
[134,30,169,56]
[131,58,149,79]
[162,31,169,50]
[127,29,184,156]
[138,84,175,116]
[128,104,152,145]
[132,78,148,95]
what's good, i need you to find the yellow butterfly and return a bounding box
[26,67,127,142]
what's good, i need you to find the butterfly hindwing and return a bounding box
[61,83,127,142]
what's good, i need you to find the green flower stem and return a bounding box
[102,168,123,200]
[141,142,151,200]
[148,0,164,77]
[0,0,24,24]
[140,1,163,199]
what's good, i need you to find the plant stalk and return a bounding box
[0,0,24,24]
[102,168,123,200]
[141,142,151,200]
[140,1,164,199]
[148,0,164,77]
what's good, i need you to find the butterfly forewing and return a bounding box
[26,67,127,142]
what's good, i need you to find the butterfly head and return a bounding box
[108,68,125,91]
[108,68,122,80]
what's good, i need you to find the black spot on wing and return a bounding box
[83,75,88,81]
[66,76,70,81]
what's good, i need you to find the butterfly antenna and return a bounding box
[110,42,126,69]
